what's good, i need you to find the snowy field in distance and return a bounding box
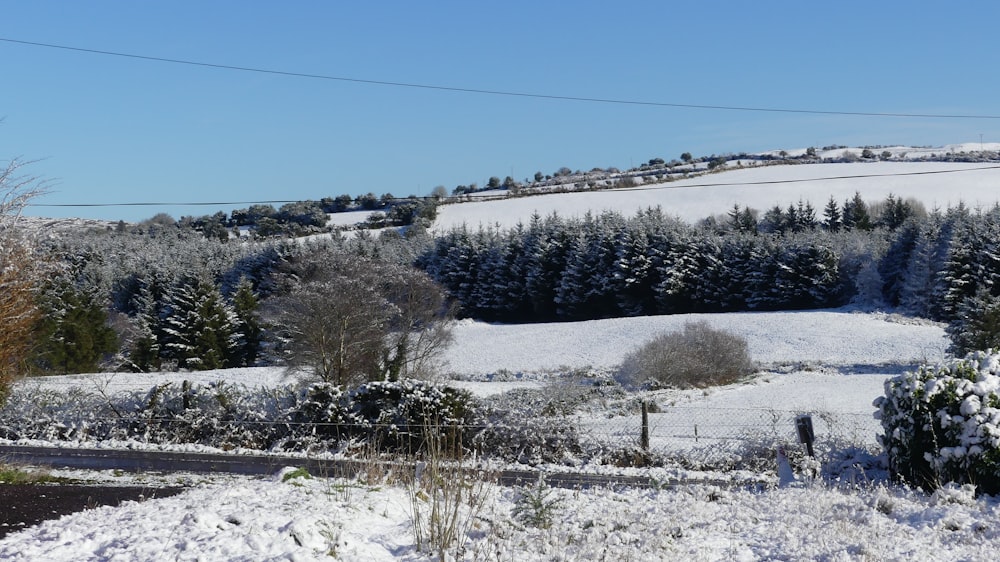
[23,309,948,421]
[438,309,947,376]
[433,160,1000,231]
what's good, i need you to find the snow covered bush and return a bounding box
[875,350,1000,494]
[347,380,479,454]
[618,321,755,388]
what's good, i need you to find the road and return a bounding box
[0,444,753,490]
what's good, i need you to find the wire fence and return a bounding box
[572,406,879,463]
[0,402,882,468]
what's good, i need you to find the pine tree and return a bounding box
[843,192,872,231]
[231,277,262,367]
[33,282,118,374]
[160,276,242,370]
[822,196,842,232]
[127,279,165,372]
[947,287,1000,354]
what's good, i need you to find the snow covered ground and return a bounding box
[6,151,998,559]
[2,461,999,560]
[4,309,977,560]
[434,160,1000,230]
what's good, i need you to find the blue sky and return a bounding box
[3,1,998,221]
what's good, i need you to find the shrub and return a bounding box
[289,379,481,454]
[617,321,755,388]
[874,350,1000,494]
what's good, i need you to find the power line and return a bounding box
[31,200,303,208]
[3,36,999,120]
[611,164,1000,193]
[27,164,1000,209]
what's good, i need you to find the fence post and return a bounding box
[795,414,815,457]
[640,401,650,451]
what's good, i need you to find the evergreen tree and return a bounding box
[772,242,841,309]
[795,200,818,231]
[231,276,262,367]
[875,193,913,231]
[759,205,786,234]
[160,276,242,370]
[878,219,922,307]
[33,282,118,374]
[947,288,1000,355]
[127,279,165,372]
[842,192,872,231]
[728,204,757,233]
[822,196,842,232]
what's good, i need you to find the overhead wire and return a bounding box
[28,164,1000,209]
[2,36,999,120]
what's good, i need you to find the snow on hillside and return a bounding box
[433,161,1000,230]
[439,309,947,377]
[25,309,947,396]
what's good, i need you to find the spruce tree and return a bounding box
[231,277,262,367]
[34,282,118,374]
[160,276,242,370]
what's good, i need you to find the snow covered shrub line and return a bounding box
[875,349,1000,494]
[0,380,482,456]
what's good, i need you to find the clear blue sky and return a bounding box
[3,1,998,222]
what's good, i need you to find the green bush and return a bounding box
[618,321,755,388]
[874,350,1000,494]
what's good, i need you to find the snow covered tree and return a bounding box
[822,196,842,232]
[159,275,242,371]
[124,274,172,372]
[776,242,841,309]
[230,276,263,367]
[842,192,872,231]
[727,204,757,233]
[874,193,913,231]
[946,287,1000,355]
[876,351,1000,494]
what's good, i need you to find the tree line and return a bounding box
[21,191,1000,378]
[416,197,1000,356]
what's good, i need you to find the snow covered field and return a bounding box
[4,309,977,560]
[434,160,1000,230]
[6,151,1000,560]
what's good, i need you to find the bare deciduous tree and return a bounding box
[267,252,454,386]
[0,158,49,402]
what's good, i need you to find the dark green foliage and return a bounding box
[842,192,872,231]
[357,192,380,210]
[230,277,263,367]
[159,276,241,371]
[277,200,327,228]
[33,283,118,374]
[947,289,1000,355]
[418,208,846,322]
[822,196,842,232]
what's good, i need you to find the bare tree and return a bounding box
[267,253,454,386]
[0,158,49,402]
